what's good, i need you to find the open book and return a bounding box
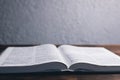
[0,44,120,73]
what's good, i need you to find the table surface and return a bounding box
[0,45,120,80]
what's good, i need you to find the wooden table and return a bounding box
[0,45,120,80]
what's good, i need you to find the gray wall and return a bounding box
[0,0,120,45]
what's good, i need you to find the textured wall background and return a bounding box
[0,0,120,45]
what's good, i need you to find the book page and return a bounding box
[0,44,68,68]
[34,44,69,67]
[58,45,120,67]
[0,46,35,66]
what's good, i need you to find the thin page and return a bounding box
[0,46,35,66]
[34,44,69,67]
[58,45,120,67]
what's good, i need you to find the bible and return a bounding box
[0,44,120,73]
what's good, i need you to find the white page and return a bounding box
[0,46,35,66]
[0,47,13,65]
[34,44,69,67]
[58,45,120,66]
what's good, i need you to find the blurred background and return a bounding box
[0,0,120,45]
